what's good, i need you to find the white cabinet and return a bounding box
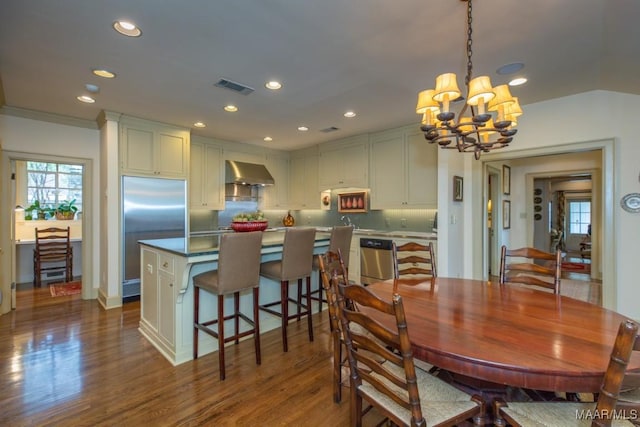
[318,135,369,189]
[289,148,319,209]
[370,126,437,209]
[190,140,224,210]
[120,117,189,178]
[262,153,290,209]
[139,246,180,358]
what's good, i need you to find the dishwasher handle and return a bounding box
[359,238,394,250]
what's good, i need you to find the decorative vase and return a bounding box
[282,211,295,227]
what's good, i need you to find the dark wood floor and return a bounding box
[1,285,377,426]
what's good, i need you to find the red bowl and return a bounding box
[230,221,269,232]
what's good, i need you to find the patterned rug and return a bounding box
[49,281,82,297]
[562,261,591,273]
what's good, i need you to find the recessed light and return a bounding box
[193,122,206,128]
[263,136,273,142]
[297,126,309,132]
[344,111,356,118]
[85,84,100,93]
[496,62,524,75]
[265,81,282,90]
[92,68,116,79]
[77,95,95,104]
[509,77,528,86]
[113,20,142,37]
[224,105,238,112]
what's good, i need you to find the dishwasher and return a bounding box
[360,238,395,285]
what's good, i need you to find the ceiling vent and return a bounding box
[214,78,255,95]
[320,126,340,133]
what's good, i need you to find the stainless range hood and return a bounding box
[225,160,275,186]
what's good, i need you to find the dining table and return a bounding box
[362,277,640,393]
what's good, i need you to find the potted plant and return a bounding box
[52,199,78,220]
[24,200,47,220]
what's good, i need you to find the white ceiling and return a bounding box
[1,0,639,151]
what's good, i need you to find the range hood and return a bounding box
[225,160,275,186]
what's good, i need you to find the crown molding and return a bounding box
[0,105,98,130]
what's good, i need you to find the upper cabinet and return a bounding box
[190,138,224,210]
[318,135,369,189]
[289,147,319,210]
[262,152,290,210]
[369,126,437,209]
[120,117,189,179]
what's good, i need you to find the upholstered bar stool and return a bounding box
[193,231,263,380]
[305,225,353,314]
[259,227,316,352]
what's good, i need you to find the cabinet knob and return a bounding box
[169,283,173,287]
[163,261,169,268]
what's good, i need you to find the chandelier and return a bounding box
[416,0,523,160]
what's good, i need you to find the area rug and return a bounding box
[49,281,82,297]
[562,261,591,273]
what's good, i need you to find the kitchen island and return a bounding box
[138,229,330,365]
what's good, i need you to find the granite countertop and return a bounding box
[140,228,330,257]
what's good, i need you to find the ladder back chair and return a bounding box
[307,225,353,314]
[317,249,350,404]
[33,226,73,287]
[495,319,640,427]
[335,281,485,426]
[499,245,561,294]
[393,241,437,279]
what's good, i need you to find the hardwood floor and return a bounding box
[1,285,387,426]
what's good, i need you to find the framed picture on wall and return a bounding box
[503,200,511,229]
[453,176,463,202]
[503,165,511,195]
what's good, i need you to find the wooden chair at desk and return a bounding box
[499,245,561,294]
[393,241,437,279]
[33,226,73,287]
[495,319,639,426]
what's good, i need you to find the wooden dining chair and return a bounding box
[317,249,350,404]
[33,226,73,287]
[393,241,437,279]
[306,225,353,315]
[499,245,561,294]
[334,281,485,426]
[494,319,639,427]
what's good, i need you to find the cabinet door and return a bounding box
[189,142,205,208]
[262,154,289,209]
[406,131,437,207]
[158,271,175,347]
[290,154,319,209]
[121,126,155,175]
[318,149,341,189]
[140,248,158,331]
[341,143,369,188]
[370,133,405,208]
[203,143,224,209]
[157,130,188,178]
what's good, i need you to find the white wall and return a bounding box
[0,114,100,302]
[458,90,640,319]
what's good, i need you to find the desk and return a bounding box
[364,278,639,393]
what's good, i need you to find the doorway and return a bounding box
[1,150,93,310]
[486,166,500,276]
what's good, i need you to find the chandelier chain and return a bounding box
[465,0,473,88]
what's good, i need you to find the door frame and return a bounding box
[1,150,93,312]
[478,138,614,308]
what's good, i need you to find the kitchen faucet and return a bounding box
[340,215,352,227]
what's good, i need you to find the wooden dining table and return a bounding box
[363,277,640,393]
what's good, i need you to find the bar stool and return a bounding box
[193,231,263,380]
[259,227,316,352]
[304,225,353,314]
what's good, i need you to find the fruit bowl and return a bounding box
[230,220,269,232]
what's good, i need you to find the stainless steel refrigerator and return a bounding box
[122,176,186,298]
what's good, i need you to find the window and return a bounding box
[568,200,590,235]
[27,161,83,211]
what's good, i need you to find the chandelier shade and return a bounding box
[416,0,523,159]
